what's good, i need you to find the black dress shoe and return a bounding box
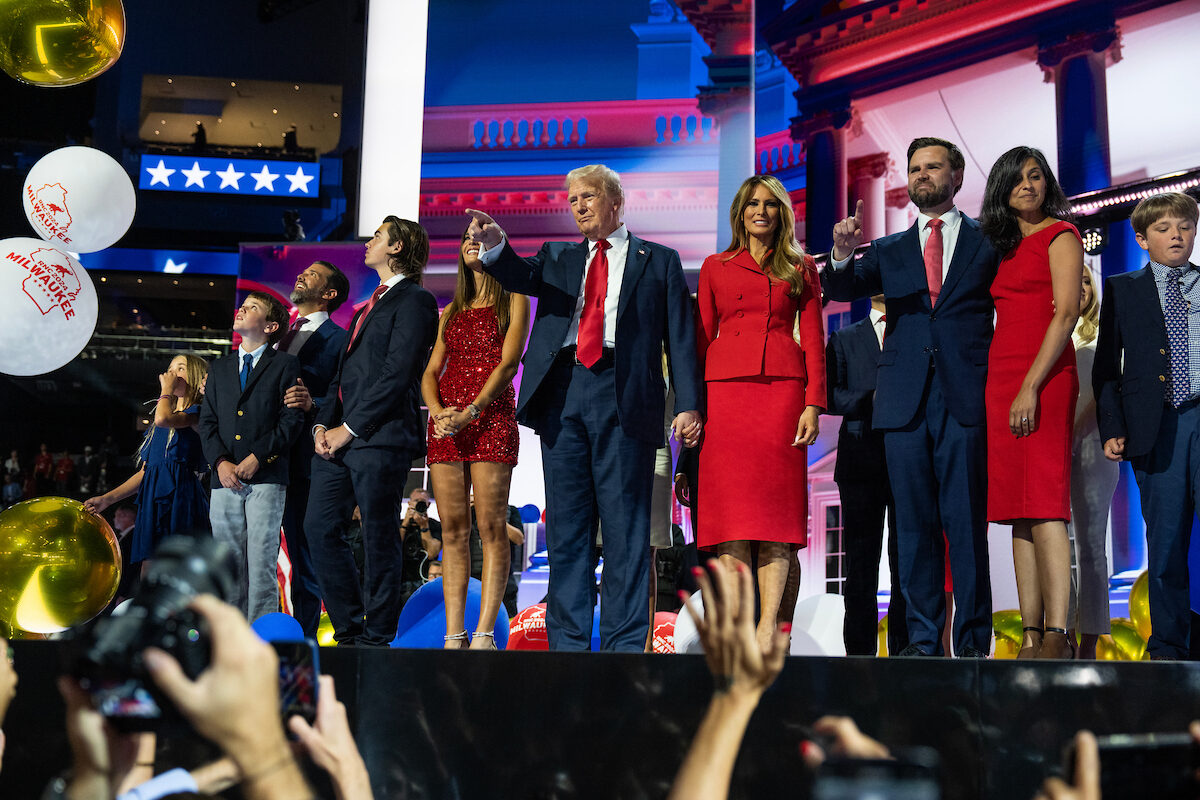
[956,646,989,659]
[896,644,931,657]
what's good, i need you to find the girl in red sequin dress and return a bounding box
[422,229,530,649]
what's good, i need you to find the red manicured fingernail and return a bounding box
[800,740,815,758]
[691,567,704,577]
[677,590,689,601]
[780,623,792,633]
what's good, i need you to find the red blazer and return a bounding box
[696,249,826,409]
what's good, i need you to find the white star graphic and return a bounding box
[163,258,188,274]
[181,161,211,188]
[145,159,176,187]
[251,164,280,192]
[215,163,245,190]
[285,166,315,194]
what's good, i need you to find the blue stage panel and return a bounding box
[137,155,320,197]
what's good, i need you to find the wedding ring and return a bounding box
[1021,417,1029,423]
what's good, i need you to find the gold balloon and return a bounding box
[317,611,336,648]
[1129,570,1152,642]
[992,609,1023,659]
[876,613,889,657]
[1096,618,1148,661]
[0,496,120,636]
[0,0,125,87]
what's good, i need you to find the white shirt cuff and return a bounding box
[478,235,507,265]
[831,253,852,271]
[117,768,198,800]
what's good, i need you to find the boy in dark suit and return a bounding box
[1094,191,1200,660]
[199,291,304,621]
[305,217,438,647]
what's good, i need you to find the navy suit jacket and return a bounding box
[484,235,702,445]
[315,278,438,455]
[288,318,348,478]
[198,346,304,485]
[1093,264,1174,459]
[826,316,887,483]
[821,215,999,429]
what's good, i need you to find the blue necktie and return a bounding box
[240,353,254,391]
[1166,267,1190,407]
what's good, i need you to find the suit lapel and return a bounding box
[894,225,928,304]
[348,281,403,355]
[939,216,983,305]
[617,235,649,322]
[297,318,331,361]
[241,346,275,398]
[1131,264,1166,329]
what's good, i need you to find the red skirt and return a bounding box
[696,376,809,549]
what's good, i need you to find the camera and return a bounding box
[72,536,237,731]
[413,499,429,515]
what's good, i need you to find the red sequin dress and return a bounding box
[426,306,519,465]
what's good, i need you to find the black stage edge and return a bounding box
[3,642,1199,799]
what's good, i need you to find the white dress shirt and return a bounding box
[238,341,269,371]
[869,307,886,349]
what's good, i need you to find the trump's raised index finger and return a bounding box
[464,208,495,225]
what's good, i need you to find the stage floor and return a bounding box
[2,643,1197,799]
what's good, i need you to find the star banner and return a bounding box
[137,154,320,197]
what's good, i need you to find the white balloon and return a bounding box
[23,146,136,253]
[0,237,98,376]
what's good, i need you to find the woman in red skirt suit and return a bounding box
[696,174,826,652]
[422,228,530,649]
[981,146,1083,659]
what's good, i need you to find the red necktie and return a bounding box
[924,218,944,307]
[276,316,308,353]
[348,285,388,351]
[879,313,887,344]
[576,239,611,368]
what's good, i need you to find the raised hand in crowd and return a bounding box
[668,560,788,800]
[464,208,505,250]
[1032,730,1099,800]
[799,716,892,768]
[288,675,374,800]
[143,594,313,800]
[284,378,313,413]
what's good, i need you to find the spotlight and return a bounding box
[1082,227,1107,256]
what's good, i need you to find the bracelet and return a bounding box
[158,394,172,401]
[712,674,733,693]
[466,403,481,420]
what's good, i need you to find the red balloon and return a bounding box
[651,611,677,653]
[507,603,549,650]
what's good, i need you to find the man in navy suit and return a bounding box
[466,164,702,652]
[199,291,304,621]
[304,218,438,646]
[826,295,906,656]
[279,260,350,637]
[1095,192,1200,660]
[822,137,999,657]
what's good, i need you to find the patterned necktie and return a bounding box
[348,285,388,351]
[240,353,254,391]
[924,218,944,307]
[276,316,308,352]
[1166,267,1190,407]
[576,238,611,367]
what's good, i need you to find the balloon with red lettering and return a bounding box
[0,0,126,87]
[23,146,136,253]
[0,237,98,376]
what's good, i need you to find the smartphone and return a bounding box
[814,749,940,800]
[273,639,319,727]
[1065,732,1200,800]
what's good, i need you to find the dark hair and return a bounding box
[312,260,350,313]
[907,137,966,192]
[441,226,513,336]
[980,146,1073,257]
[382,216,430,283]
[1130,192,1200,237]
[246,290,291,345]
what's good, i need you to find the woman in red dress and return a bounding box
[695,174,826,652]
[422,228,530,649]
[981,146,1083,659]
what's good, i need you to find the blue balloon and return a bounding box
[392,577,510,649]
[251,612,304,643]
[520,504,541,524]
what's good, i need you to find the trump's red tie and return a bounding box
[576,239,611,367]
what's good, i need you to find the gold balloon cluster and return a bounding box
[317,611,336,648]
[876,613,889,657]
[0,0,125,87]
[0,497,121,637]
[991,609,1023,659]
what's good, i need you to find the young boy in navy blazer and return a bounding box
[199,291,304,621]
[1094,192,1200,660]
